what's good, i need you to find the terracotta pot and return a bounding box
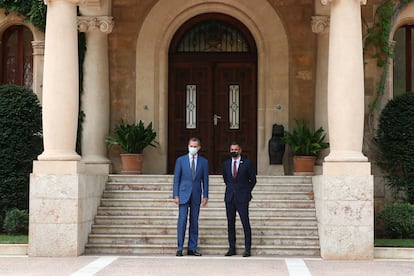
[293,155,316,175]
[120,153,144,174]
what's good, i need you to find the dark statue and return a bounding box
[268,124,285,164]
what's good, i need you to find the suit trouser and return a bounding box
[225,198,251,251]
[177,198,200,251]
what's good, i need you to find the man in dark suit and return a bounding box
[173,137,209,257]
[222,142,256,257]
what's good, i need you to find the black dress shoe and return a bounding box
[176,250,183,256]
[225,249,236,256]
[242,250,251,257]
[187,250,202,256]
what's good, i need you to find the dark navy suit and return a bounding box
[222,156,256,251]
[173,154,209,252]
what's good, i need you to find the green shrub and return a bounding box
[0,85,42,226]
[0,0,47,31]
[376,93,414,203]
[3,208,28,235]
[376,203,414,238]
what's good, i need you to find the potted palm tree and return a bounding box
[106,120,159,174]
[282,119,329,174]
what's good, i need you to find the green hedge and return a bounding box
[0,85,42,228]
[3,208,28,235]
[376,93,414,203]
[376,203,414,238]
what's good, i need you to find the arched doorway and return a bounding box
[167,13,257,174]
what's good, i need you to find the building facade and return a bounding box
[2,0,412,259]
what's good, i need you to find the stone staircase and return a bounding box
[84,175,320,257]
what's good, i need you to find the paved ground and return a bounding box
[0,255,413,276]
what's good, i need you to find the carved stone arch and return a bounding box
[135,0,289,174]
[0,12,45,99]
[0,12,44,41]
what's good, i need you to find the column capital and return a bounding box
[78,16,114,34]
[321,0,367,5]
[311,16,330,34]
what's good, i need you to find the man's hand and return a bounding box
[174,197,179,205]
[201,198,208,207]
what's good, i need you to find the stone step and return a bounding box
[102,190,313,200]
[86,175,319,257]
[99,198,315,208]
[87,234,319,247]
[90,224,318,236]
[96,207,316,218]
[84,243,320,257]
[106,182,313,192]
[107,175,313,185]
[93,216,318,229]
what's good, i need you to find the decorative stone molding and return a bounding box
[32,41,45,56]
[321,0,367,5]
[311,16,330,34]
[44,0,101,6]
[78,16,114,34]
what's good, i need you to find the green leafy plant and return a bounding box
[376,93,414,203]
[364,0,414,112]
[106,120,159,154]
[0,0,47,31]
[376,203,414,238]
[3,208,29,235]
[0,85,42,225]
[282,120,329,156]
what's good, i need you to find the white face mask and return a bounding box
[188,147,198,155]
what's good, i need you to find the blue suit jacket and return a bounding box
[173,154,209,204]
[222,157,256,204]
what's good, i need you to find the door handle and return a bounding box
[213,114,222,125]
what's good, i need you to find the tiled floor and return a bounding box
[1,255,414,276]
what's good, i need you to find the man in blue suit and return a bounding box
[222,142,256,257]
[173,137,209,256]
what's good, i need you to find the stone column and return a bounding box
[311,15,330,166]
[29,0,90,257]
[314,0,373,260]
[78,16,113,164]
[37,0,80,161]
[323,0,367,164]
[31,41,45,103]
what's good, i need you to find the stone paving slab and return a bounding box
[0,255,414,276]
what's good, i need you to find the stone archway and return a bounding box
[0,12,45,101]
[135,0,289,175]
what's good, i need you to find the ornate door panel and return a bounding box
[213,62,257,173]
[168,62,214,171]
[168,61,257,174]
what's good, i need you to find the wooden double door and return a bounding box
[168,57,257,174]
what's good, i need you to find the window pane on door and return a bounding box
[4,30,18,84]
[2,26,33,88]
[186,84,197,129]
[394,28,406,96]
[229,84,240,129]
[23,28,33,88]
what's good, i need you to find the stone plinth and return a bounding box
[313,170,374,259]
[29,161,108,256]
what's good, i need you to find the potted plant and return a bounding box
[282,119,329,174]
[106,120,159,174]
